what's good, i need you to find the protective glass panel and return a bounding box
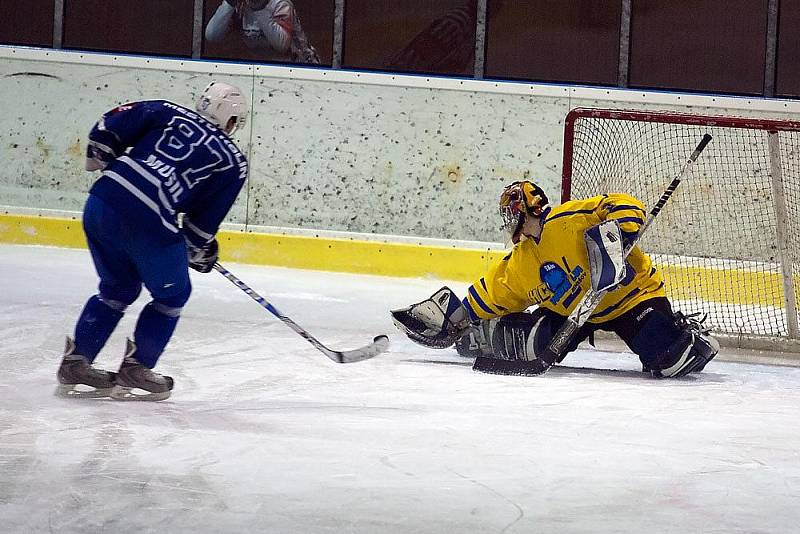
[776,2,800,98]
[0,0,54,47]
[63,0,194,57]
[629,0,768,95]
[485,0,620,86]
[343,0,477,77]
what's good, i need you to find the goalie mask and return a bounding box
[196,81,249,135]
[499,181,549,245]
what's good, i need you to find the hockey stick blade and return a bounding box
[214,263,390,363]
[319,334,390,364]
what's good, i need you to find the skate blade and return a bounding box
[110,385,171,402]
[54,383,114,398]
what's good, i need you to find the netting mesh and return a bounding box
[567,111,800,342]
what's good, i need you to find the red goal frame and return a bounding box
[561,107,800,203]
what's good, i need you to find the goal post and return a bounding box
[562,108,800,351]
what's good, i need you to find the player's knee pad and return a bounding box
[153,281,192,310]
[148,301,183,318]
[98,283,142,308]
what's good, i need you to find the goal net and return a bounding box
[562,108,800,351]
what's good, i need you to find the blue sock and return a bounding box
[74,295,124,362]
[132,302,180,368]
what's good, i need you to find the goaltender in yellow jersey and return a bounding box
[391,180,719,379]
[465,193,665,324]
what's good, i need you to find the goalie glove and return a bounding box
[187,238,219,273]
[390,287,471,349]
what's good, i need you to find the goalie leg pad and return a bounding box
[530,311,591,364]
[472,310,551,376]
[492,312,542,362]
[391,287,470,349]
[629,307,720,377]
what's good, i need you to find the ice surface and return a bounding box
[1,244,799,533]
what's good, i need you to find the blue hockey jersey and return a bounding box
[86,100,248,247]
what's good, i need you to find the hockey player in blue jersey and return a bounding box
[56,81,249,400]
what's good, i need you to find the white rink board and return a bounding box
[3,47,800,243]
[2,244,800,533]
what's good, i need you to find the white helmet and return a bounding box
[196,81,249,135]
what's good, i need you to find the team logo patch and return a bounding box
[111,103,135,114]
[539,260,585,308]
[540,262,572,304]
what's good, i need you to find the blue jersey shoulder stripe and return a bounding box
[462,297,480,321]
[468,285,497,315]
[544,208,595,224]
[607,204,645,214]
[613,216,645,226]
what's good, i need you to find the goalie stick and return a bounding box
[542,133,713,364]
[213,263,389,363]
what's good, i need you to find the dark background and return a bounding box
[2,0,799,98]
[485,0,622,86]
[0,0,55,47]
[62,0,195,57]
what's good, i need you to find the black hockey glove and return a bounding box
[187,239,219,273]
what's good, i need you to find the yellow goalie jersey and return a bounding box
[465,194,666,323]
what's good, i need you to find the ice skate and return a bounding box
[110,339,174,401]
[674,312,719,374]
[55,337,116,398]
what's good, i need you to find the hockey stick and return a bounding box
[213,263,389,363]
[541,133,713,364]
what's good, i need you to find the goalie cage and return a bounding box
[562,107,800,352]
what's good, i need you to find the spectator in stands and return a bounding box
[205,0,320,64]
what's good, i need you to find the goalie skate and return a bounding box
[110,339,174,401]
[55,337,116,398]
